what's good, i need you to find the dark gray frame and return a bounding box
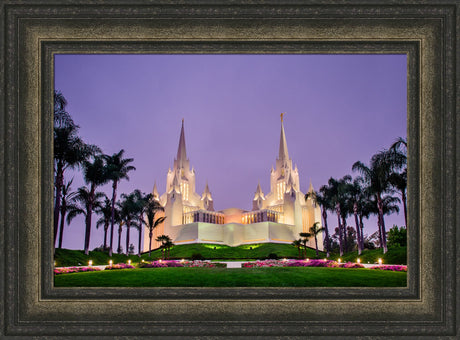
[1,1,457,338]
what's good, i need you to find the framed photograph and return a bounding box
[1,1,457,337]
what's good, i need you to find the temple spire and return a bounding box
[152,181,159,200]
[279,113,289,161]
[176,118,187,167]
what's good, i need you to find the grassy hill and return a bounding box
[55,243,324,266]
[55,243,406,266]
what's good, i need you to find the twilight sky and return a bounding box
[55,54,407,252]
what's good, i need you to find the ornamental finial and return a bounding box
[281,112,285,122]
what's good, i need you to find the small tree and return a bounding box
[292,239,303,259]
[387,225,407,248]
[128,243,135,255]
[309,222,325,257]
[299,232,312,258]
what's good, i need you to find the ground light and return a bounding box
[88,260,92,267]
[378,258,383,265]
[109,260,113,266]
[306,258,309,262]
[128,260,131,265]
[357,258,361,264]
[338,258,341,264]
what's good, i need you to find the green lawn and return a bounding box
[54,267,407,287]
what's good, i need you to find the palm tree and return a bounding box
[57,178,77,249]
[305,187,332,257]
[156,235,173,259]
[143,198,165,257]
[119,192,139,256]
[80,156,109,255]
[53,91,100,247]
[95,195,111,250]
[346,177,369,255]
[299,232,312,259]
[352,152,394,254]
[104,150,136,257]
[388,138,407,226]
[54,125,99,247]
[309,222,325,257]
[66,186,105,253]
[133,190,153,257]
[291,239,303,259]
[325,176,352,256]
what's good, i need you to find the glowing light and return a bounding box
[306,258,309,262]
[88,260,93,266]
[282,258,287,262]
[128,260,131,265]
[338,258,341,264]
[180,259,185,263]
[54,261,56,266]
[324,258,327,261]
[141,259,145,263]
[378,258,383,265]
[109,260,113,266]
[159,259,162,263]
[357,258,361,264]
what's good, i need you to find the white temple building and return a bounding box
[143,115,323,251]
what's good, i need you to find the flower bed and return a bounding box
[243,259,365,268]
[54,266,102,275]
[369,265,407,272]
[105,263,135,270]
[138,260,226,268]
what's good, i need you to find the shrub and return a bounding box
[267,253,278,260]
[191,253,205,261]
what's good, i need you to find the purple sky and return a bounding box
[55,54,407,252]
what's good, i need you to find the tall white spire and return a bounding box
[152,181,160,200]
[278,113,289,161]
[176,118,187,168]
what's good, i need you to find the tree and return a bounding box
[119,192,139,256]
[387,225,407,248]
[346,177,368,255]
[305,187,332,257]
[352,152,395,254]
[53,90,100,247]
[299,232,312,258]
[309,222,325,257]
[324,176,352,256]
[103,150,136,257]
[80,156,109,255]
[57,178,77,249]
[388,137,407,227]
[388,169,407,227]
[95,195,112,250]
[54,124,99,247]
[143,198,166,257]
[291,239,303,259]
[156,235,174,260]
[133,190,153,257]
[66,186,105,253]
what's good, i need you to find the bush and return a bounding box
[267,253,278,260]
[191,253,205,261]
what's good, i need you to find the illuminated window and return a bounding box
[180,182,189,201]
[277,181,286,200]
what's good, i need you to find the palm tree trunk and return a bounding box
[377,195,388,253]
[402,191,407,227]
[314,234,319,257]
[342,216,348,252]
[125,222,130,256]
[359,214,365,250]
[321,209,330,258]
[336,204,343,256]
[353,204,362,255]
[84,185,96,255]
[117,225,122,253]
[109,180,118,257]
[54,164,64,247]
[58,204,66,249]
[148,231,152,257]
[138,212,143,257]
[103,224,108,250]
